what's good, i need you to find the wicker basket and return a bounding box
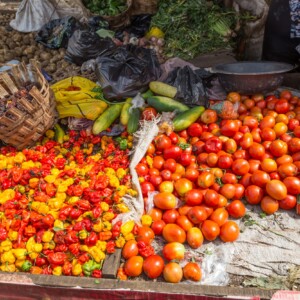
[0,60,57,150]
[99,0,132,29]
[130,0,158,16]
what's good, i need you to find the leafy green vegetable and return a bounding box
[151,0,238,60]
[83,0,127,16]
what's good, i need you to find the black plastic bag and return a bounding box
[95,45,161,101]
[87,16,109,31]
[65,29,117,66]
[35,16,80,49]
[164,66,212,107]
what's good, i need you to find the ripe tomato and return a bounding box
[163,145,183,160]
[239,132,254,149]
[248,143,265,160]
[204,189,220,207]
[184,168,199,182]
[179,152,192,166]
[205,137,223,153]
[276,155,293,166]
[201,220,220,241]
[261,128,276,141]
[266,180,287,200]
[288,119,300,131]
[147,143,156,155]
[155,134,172,151]
[197,171,215,188]
[279,194,297,210]
[261,158,277,173]
[217,154,233,169]
[124,256,144,277]
[200,109,218,124]
[153,156,164,170]
[219,183,236,200]
[162,209,179,224]
[260,196,279,214]
[275,99,290,114]
[149,174,162,187]
[239,173,252,188]
[251,170,270,187]
[245,185,264,205]
[278,163,298,178]
[187,206,208,224]
[163,262,183,283]
[274,122,288,137]
[183,262,202,282]
[186,227,204,249]
[243,116,258,129]
[220,120,239,137]
[122,240,139,259]
[136,163,149,176]
[206,153,218,167]
[163,242,185,261]
[222,173,237,184]
[174,178,193,196]
[269,140,288,157]
[163,158,177,172]
[160,169,172,181]
[176,215,193,231]
[234,183,245,199]
[283,176,300,194]
[151,220,165,235]
[288,138,300,153]
[149,167,160,176]
[159,181,174,193]
[153,192,177,210]
[226,200,246,218]
[143,255,164,279]
[220,221,239,242]
[259,115,276,130]
[140,181,155,197]
[184,189,203,206]
[232,159,250,175]
[248,159,261,173]
[223,138,237,154]
[280,90,292,100]
[192,141,205,155]
[142,107,158,120]
[168,132,179,144]
[162,223,186,243]
[227,91,241,103]
[209,207,229,226]
[187,123,203,137]
[136,226,155,245]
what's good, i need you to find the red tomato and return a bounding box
[184,168,199,182]
[124,256,144,277]
[227,92,241,103]
[223,138,237,154]
[184,189,203,206]
[279,194,297,210]
[122,240,139,259]
[219,183,236,200]
[261,128,276,141]
[288,119,300,131]
[162,223,186,243]
[222,173,237,184]
[149,174,163,187]
[151,220,165,235]
[259,115,276,130]
[200,109,218,124]
[245,185,264,205]
[251,170,270,187]
[197,171,215,188]
[163,158,177,172]
[217,154,233,169]
[136,163,149,176]
[143,255,164,279]
[209,207,229,226]
[153,192,177,210]
[148,208,162,221]
[239,132,254,149]
[192,141,205,155]
[261,158,277,173]
[162,209,179,224]
[278,163,298,178]
[248,159,261,173]
[239,173,252,188]
[232,159,250,175]
[220,120,240,137]
[176,215,193,232]
[269,140,288,157]
[220,221,239,242]
[248,143,265,160]
[186,227,204,249]
[243,116,258,129]
[283,176,300,194]
[201,220,220,241]
[276,155,293,166]
[187,123,203,137]
[205,137,223,153]
[275,99,290,114]
[163,145,183,160]
[140,181,155,197]
[183,262,202,281]
[233,183,245,199]
[153,156,164,170]
[288,138,300,153]
[187,206,208,224]
[179,152,192,166]
[163,262,183,283]
[204,189,220,207]
[260,196,279,214]
[160,169,172,181]
[159,181,174,193]
[226,200,246,218]
[266,180,287,200]
[142,107,158,120]
[136,226,155,245]
[169,132,179,144]
[155,134,172,151]
[163,242,185,261]
[280,90,292,100]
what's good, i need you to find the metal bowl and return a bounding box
[211,61,295,94]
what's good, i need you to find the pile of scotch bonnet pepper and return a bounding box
[0,129,137,277]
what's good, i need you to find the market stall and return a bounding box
[0,1,299,299]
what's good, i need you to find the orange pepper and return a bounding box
[99,231,112,241]
[117,266,127,281]
[30,266,43,274]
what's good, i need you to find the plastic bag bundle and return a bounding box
[95,45,161,100]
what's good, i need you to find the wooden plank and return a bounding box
[102,249,122,279]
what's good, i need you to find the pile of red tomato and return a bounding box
[121,89,300,283]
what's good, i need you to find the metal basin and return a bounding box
[211,61,295,94]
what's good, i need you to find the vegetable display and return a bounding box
[83,0,127,16]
